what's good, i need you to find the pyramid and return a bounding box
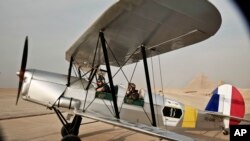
[185,74,223,90]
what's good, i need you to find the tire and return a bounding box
[223,130,229,135]
[61,124,72,137]
[61,134,81,141]
[61,123,79,137]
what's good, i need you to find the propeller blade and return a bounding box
[16,36,28,105]
[21,36,28,71]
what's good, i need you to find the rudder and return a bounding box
[205,84,245,126]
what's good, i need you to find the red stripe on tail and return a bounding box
[230,86,245,125]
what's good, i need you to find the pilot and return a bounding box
[126,83,139,100]
[96,75,110,93]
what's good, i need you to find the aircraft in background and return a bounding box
[15,0,248,140]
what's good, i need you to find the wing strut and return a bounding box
[99,31,120,119]
[67,56,74,87]
[141,45,157,127]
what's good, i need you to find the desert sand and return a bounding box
[0,89,162,141]
[0,75,249,141]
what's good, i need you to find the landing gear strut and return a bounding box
[61,116,82,137]
[53,108,82,140]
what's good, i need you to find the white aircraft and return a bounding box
[15,0,249,140]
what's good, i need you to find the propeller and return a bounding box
[16,36,28,105]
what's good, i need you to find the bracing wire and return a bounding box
[109,99,115,114]
[158,55,165,95]
[83,36,101,110]
[72,64,78,77]
[102,99,115,116]
[119,61,139,113]
[91,36,100,69]
[142,107,153,125]
[105,40,129,83]
[112,47,139,82]
[83,97,96,111]
[150,51,160,126]
[129,62,138,83]
[105,40,145,114]
[157,55,168,131]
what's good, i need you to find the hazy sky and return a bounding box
[0,0,249,88]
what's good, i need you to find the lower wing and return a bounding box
[74,110,195,141]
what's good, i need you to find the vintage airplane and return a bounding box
[15,0,248,140]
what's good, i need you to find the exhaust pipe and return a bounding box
[55,96,81,111]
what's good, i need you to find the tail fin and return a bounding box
[205,84,245,126]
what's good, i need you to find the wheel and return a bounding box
[61,123,79,137]
[61,134,81,141]
[223,130,229,135]
[61,124,72,137]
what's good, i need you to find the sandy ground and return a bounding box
[0,89,162,141]
[0,88,249,141]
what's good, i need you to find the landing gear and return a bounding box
[223,129,229,135]
[53,108,82,140]
[61,115,82,137]
[61,135,81,141]
[61,123,73,137]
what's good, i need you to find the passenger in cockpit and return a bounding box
[96,74,110,93]
[126,83,139,100]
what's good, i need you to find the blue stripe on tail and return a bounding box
[205,88,219,112]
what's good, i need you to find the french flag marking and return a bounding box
[205,84,245,127]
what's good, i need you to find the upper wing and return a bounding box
[66,0,221,68]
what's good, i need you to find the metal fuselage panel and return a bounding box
[21,69,68,107]
[64,80,222,130]
[63,82,166,127]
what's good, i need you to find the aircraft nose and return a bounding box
[16,69,34,104]
[16,70,31,81]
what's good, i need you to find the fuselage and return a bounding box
[20,69,222,131]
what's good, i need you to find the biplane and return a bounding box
[15,0,248,140]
